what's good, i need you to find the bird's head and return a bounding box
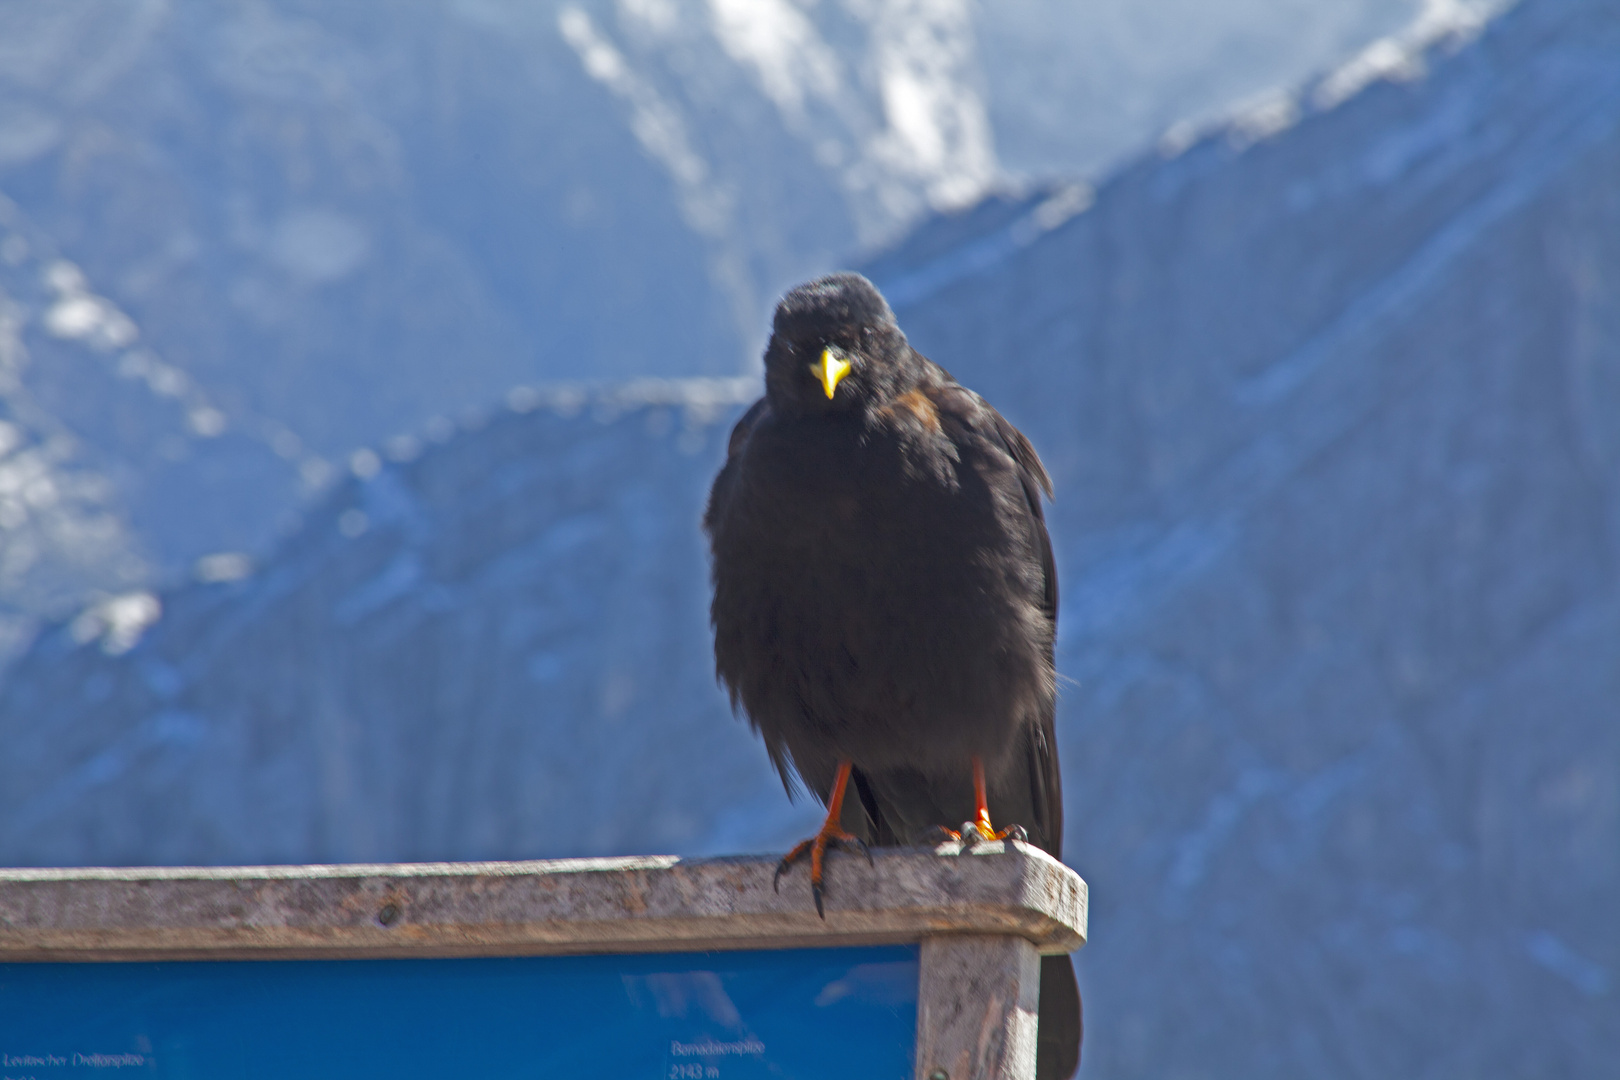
[763,273,918,414]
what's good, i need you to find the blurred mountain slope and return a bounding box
[0,0,1461,608]
[871,0,1620,1074]
[0,378,820,864]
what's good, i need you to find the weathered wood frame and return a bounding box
[0,843,1086,1080]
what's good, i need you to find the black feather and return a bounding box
[704,273,1080,1078]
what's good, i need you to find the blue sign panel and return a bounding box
[0,945,917,1079]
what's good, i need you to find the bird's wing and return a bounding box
[926,380,1065,858]
[990,408,1057,621]
[703,396,770,542]
[725,397,771,461]
[990,408,1064,861]
[703,396,807,798]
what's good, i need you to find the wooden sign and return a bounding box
[1,846,1085,1080]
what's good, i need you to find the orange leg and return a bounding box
[969,755,1028,843]
[774,761,873,918]
[916,756,1030,847]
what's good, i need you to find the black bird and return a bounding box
[704,273,1080,1079]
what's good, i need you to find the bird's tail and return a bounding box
[1038,953,1081,1080]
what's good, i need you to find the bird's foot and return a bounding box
[915,821,1029,849]
[960,818,1029,849]
[956,756,1030,849]
[774,823,872,918]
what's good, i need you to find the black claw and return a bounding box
[960,822,982,849]
[848,836,874,866]
[812,882,825,919]
[773,861,789,893]
[917,824,960,846]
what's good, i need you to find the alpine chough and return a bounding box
[704,272,1080,1079]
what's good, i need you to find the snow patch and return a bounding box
[71,591,162,655]
[706,0,841,118]
[1314,0,1497,110]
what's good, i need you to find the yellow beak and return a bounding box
[810,348,852,399]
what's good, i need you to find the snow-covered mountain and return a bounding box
[0,200,304,656]
[2,0,1616,1075]
[0,0,1466,624]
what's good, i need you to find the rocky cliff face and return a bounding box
[1,0,1615,1076]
